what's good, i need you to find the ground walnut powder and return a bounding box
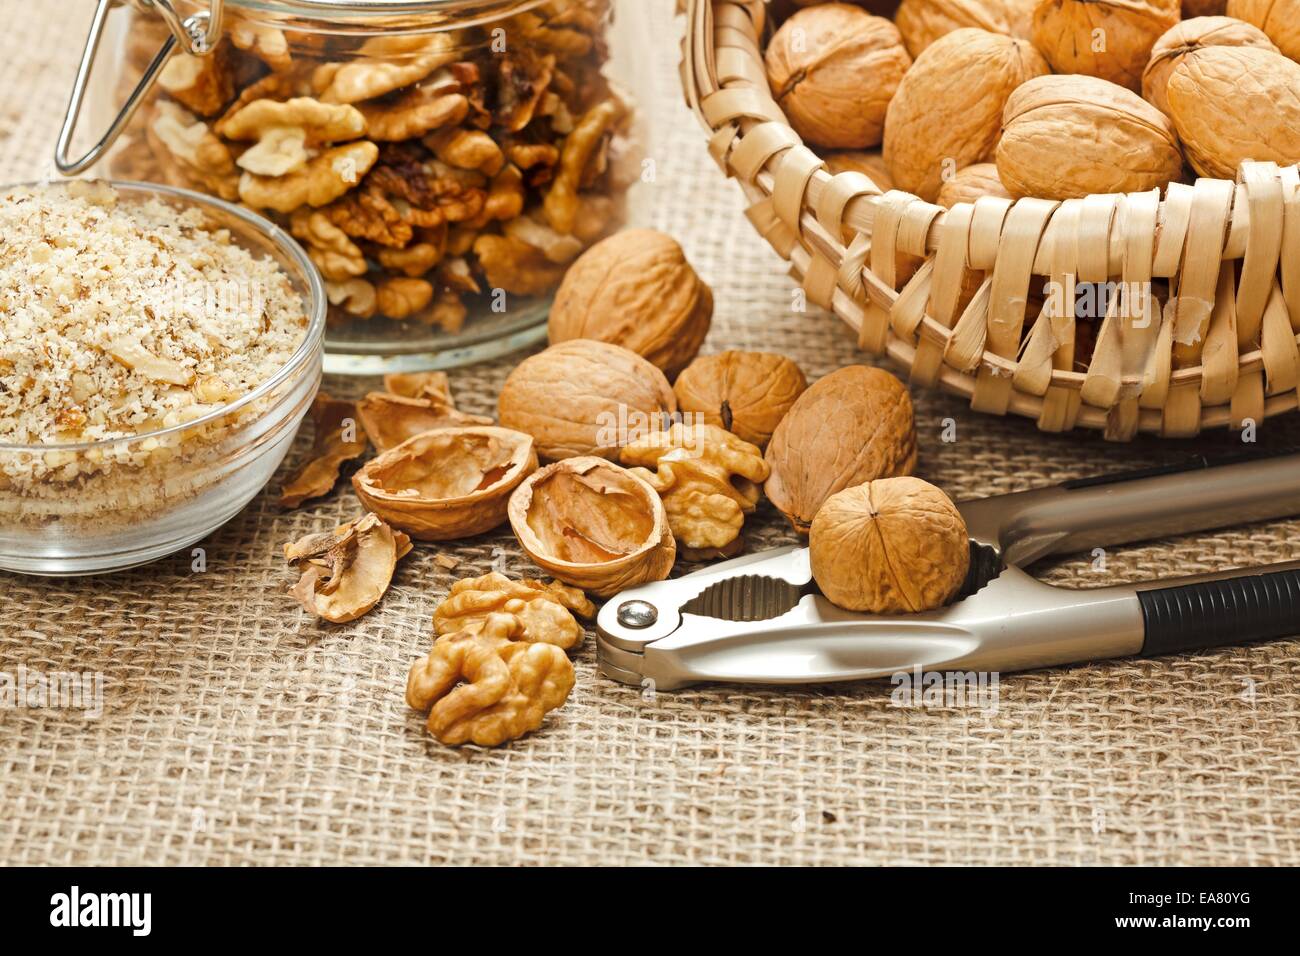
[0,181,307,452]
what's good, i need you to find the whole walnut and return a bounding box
[498,340,676,461]
[547,229,712,378]
[1184,0,1226,13]
[1227,0,1300,61]
[996,75,1185,200]
[895,0,1037,57]
[883,28,1049,202]
[1142,17,1278,116]
[1032,0,1181,92]
[936,163,1012,208]
[765,3,912,149]
[810,477,971,614]
[765,365,917,533]
[1168,47,1300,180]
[824,150,895,192]
[673,351,807,449]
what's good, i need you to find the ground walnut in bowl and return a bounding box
[0,180,323,575]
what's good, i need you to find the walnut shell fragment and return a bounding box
[407,612,574,746]
[356,372,493,452]
[285,513,413,623]
[354,426,538,541]
[621,423,770,561]
[433,571,595,650]
[1167,46,1300,180]
[673,351,807,449]
[765,4,912,149]
[995,74,1184,200]
[810,477,970,614]
[498,340,677,461]
[508,456,675,598]
[548,229,713,378]
[765,366,917,534]
[279,393,368,509]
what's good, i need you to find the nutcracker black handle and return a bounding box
[1138,564,1300,658]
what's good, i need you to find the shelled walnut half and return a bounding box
[353,426,538,540]
[508,456,675,597]
[407,612,574,746]
[433,571,595,650]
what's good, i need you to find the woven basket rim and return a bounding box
[681,0,1300,439]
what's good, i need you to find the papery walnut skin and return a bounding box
[353,426,538,540]
[765,4,912,149]
[1141,17,1278,116]
[883,28,1049,202]
[765,366,917,534]
[995,74,1184,200]
[498,340,677,461]
[1167,46,1300,180]
[434,571,594,650]
[356,392,493,452]
[1031,0,1181,92]
[810,477,970,614]
[508,456,676,597]
[407,612,574,746]
[621,423,770,560]
[548,230,713,378]
[673,351,807,449]
[279,393,368,508]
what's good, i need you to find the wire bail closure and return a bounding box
[55,0,226,175]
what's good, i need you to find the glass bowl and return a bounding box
[0,181,326,576]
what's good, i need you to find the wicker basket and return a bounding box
[680,0,1300,440]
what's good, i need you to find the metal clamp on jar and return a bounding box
[55,0,650,373]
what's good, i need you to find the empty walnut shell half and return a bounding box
[353,426,538,541]
[507,456,675,598]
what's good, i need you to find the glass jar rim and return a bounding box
[0,180,326,454]
[187,0,550,22]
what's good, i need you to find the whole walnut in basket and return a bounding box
[1141,16,1278,116]
[810,477,970,614]
[764,3,912,149]
[765,365,917,534]
[996,75,1184,200]
[1167,46,1300,179]
[547,229,713,378]
[936,163,1012,208]
[895,0,1037,57]
[1227,0,1300,61]
[1031,0,1181,92]
[883,28,1049,202]
[498,340,677,460]
[673,351,807,449]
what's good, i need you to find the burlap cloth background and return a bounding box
[2,1,1298,867]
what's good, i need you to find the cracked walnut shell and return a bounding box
[810,477,970,614]
[548,229,713,378]
[621,423,770,560]
[765,366,917,534]
[672,351,807,450]
[285,513,413,623]
[1167,46,1300,180]
[434,571,595,650]
[407,612,574,746]
[1031,0,1180,92]
[765,4,911,149]
[883,28,1049,203]
[279,393,368,508]
[498,340,676,461]
[995,74,1184,200]
[354,426,538,541]
[508,456,675,598]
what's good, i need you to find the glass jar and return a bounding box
[62,0,653,374]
